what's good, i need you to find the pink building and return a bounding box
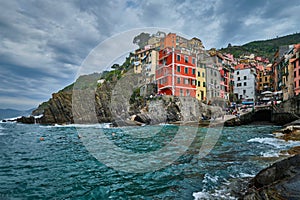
[293,44,300,95]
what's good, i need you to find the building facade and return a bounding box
[196,59,206,101]
[293,44,300,95]
[156,47,197,97]
[234,65,256,101]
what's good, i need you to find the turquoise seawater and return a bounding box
[0,122,300,199]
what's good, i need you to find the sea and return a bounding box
[1,122,300,199]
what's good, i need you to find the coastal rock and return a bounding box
[273,123,300,141]
[281,146,300,155]
[26,71,223,126]
[134,113,151,124]
[242,154,300,199]
[33,91,74,124]
[16,116,35,124]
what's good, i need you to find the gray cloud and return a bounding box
[0,0,299,109]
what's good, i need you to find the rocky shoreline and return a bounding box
[239,120,300,200]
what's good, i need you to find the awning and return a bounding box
[273,91,283,95]
[242,101,254,105]
[261,91,272,95]
[262,97,270,101]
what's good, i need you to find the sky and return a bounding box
[0,0,299,110]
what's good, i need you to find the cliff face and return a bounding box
[31,77,116,125]
[28,70,223,125]
[30,85,221,125]
[33,91,73,124]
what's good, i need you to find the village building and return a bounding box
[234,64,256,102]
[156,47,197,97]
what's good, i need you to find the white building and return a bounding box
[234,67,256,101]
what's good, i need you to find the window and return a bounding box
[265,77,268,82]
[198,81,201,87]
[177,77,180,84]
[203,82,206,87]
[243,90,246,94]
[198,72,200,77]
[237,71,240,75]
[192,69,195,75]
[299,69,300,76]
[177,54,180,61]
[237,83,242,87]
[185,67,188,74]
[192,58,195,64]
[244,82,247,86]
[185,56,188,63]
[218,57,222,64]
[244,76,247,80]
[214,71,217,77]
[296,71,298,78]
[237,77,240,81]
[192,80,196,85]
[259,78,262,82]
[202,72,205,77]
[184,78,189,84]
[186,89,190,96]
[180,89,183,96]
[177,65,181,72]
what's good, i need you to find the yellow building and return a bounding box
[196,62,206,101]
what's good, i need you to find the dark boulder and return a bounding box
[16,116,35,124]
[243,154,300,199]
[134,113,151,124]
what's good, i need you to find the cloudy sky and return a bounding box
[0,0,299,110]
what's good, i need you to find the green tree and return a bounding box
[133,32,150,48]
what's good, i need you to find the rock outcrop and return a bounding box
[17,70,223,126]
[242,154,300,200]
[32,91,73,124]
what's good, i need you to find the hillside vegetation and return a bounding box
[219,33,300,60]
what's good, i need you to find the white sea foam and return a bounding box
[193,188,236,200]
[193,174,237,200]
[41,123,112,128]
[260,151,279,158]
[2,116,22,121]
[239,172,255,178]
[34,114,43,119]
[247,137,300,148]
[202,173,219,184]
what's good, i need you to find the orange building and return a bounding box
[156,47,197,97]
[160,33,177,49]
